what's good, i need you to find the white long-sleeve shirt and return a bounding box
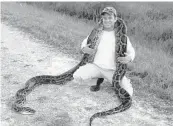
[81,30,135,70]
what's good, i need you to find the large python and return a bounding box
[11,17,132,126]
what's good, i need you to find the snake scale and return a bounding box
[11,18,132,126]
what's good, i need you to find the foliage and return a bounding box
[27,2,173,56]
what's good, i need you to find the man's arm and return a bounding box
[126,36,135,62]
[81,36,89,50]
[80,36,96,55]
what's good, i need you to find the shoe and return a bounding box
[90,85,100,92]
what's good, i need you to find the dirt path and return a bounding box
[1,23,173,126]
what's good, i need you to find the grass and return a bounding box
[27,2,173,56]
[1,2,173,101]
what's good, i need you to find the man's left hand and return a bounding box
[117,53,132,64]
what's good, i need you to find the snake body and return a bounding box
[12,18,132,126]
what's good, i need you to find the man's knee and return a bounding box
[121,77,133,96]
[73,68,92,82]
[73,70,80,79]
[126,86,133,97]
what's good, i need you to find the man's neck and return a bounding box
[103,27,114,31]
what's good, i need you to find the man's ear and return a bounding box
[114,16,117,22]
[99,18,103,23]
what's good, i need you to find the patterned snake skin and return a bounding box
[11,18,132,126]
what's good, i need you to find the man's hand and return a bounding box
[117,53,132,64]
[81,44,96,55]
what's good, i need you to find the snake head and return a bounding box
[19,107,36,115]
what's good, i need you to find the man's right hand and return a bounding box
[81,44,96,55]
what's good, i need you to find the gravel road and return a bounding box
[1,23,172,126]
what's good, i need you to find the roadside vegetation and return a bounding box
[1,2,173,101]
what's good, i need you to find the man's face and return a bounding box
[102,13,117,29]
